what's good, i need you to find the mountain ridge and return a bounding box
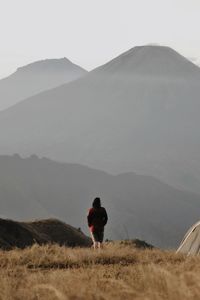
[0,57,87,110]
[0,154,200,248]
[0,45,200,194]
[15,57,86,73]
[0,218,91,250]
[95,45,200,77]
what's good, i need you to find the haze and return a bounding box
[0,0,200,78]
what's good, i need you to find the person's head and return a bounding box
[92,197,101,209]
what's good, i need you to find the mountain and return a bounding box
[99,45,200,77]
[0,58,87,110]
[0,155,200,248]
[0,46,200,193]
[0,218,91,250]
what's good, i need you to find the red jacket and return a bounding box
[87,207,108,232]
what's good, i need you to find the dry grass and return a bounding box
[0,243,199,300]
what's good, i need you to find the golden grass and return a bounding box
[0,243,199,300]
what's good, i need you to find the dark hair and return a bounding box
[92,197,101,209]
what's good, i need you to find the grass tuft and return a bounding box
[0,243,198,299]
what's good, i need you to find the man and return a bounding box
[87,197,108,249]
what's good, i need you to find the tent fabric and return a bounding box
[176,221,200,255]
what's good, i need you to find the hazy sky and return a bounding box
[0,0,199,78]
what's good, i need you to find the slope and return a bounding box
[0,58,87,110]
[0,155,200,248]
[0,218,91,250]
[0,46,200,194]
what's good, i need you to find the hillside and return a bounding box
[0,46,199,194]
[0,243,198,300]
[0,218,91,250]
[0,155,200,248]
[0,58,87,110]
[99,45,200,77]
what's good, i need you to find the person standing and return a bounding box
[87,197,108,249]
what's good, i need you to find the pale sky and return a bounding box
[0,0,199,79]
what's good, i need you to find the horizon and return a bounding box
[0,0,200,78]
[0,43,199,80]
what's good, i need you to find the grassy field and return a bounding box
[0,242,199,300]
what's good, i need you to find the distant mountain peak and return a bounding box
[0,57,87,111]
[98,44,200,77]
[123,44,188,61]
[16,57,84,73]
[115,44,185,59]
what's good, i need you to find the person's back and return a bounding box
[87,197,108,249]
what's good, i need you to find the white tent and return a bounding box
[177,221,200,255]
